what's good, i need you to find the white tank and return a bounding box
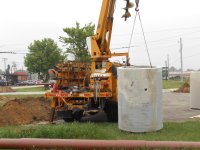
[190,72,200,109]
[117,66,163,132]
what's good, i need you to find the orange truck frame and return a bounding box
[45,0,135,122]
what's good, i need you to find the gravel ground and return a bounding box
[1,91,200,126]
[163,92,200,122]
[56,92,200,123]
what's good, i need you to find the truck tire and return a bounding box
[63,117,74,122]
[72,108,84,121]
[104,100,118,122]
[56,110,74,122]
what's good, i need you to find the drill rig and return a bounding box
[45,0,135,122]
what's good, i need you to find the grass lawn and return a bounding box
[4,94,44,99]
[0,121,200,141]
[163,80,185,89]
[13,81,184,91]
[12,80,185,91]
[15,87,46,92]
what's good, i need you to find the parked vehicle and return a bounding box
[16,80,36,86]
[35,80,44,84]
[0,80,7,86]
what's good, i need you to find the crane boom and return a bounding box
[89,0,134,105]
[90,0,133,69]
[95,0,115,54]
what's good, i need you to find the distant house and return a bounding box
[13,71,29,82]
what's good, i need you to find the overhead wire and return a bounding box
[113,26,200,37]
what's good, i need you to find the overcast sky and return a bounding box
[0,0,200,71]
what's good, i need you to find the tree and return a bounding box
[186,68,194,71]
[169,66,177,72]
[6,64,10,75]
[24,38,64,81]
[60,22,95,62]
[0,69,3,75]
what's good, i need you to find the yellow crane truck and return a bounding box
[45,0,136,122]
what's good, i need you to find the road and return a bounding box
[0,89,200,121]
[163,92,200,122]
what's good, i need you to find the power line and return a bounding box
[179,38,183,82]
[183,53,200,59]
[0,51,15,54]
[113,26,200,36]
[112,30,200,47]
[111,45,136,50]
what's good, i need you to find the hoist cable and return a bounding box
[128,12,138,55]
[138,11,152,67]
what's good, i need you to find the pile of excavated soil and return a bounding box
[0,96,15,107]
[0,97,51,127]
[0,86,15,93]
[175,82,190,93]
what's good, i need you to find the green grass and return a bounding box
[163,80,185,89]
[0,121,200,141]
[14,81,184,91]
[15,87,46,92]
[4,95,44,99]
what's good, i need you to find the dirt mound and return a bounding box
[0,97,51,127]
[0,96,15,107]
[0,86,15,93]
[175,82,190,93]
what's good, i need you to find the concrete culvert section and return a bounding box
[117,66,163,132]
[190,72,200,109]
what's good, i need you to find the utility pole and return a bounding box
[179,38,183,82]
[167,54,169,79]
[2,58,8,84]
[165,60,168,80]
[2,58,7,74]
[167,54,169,69]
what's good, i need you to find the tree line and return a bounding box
[24,22,95,81]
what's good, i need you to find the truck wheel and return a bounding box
[72,108,84,121]
[63,117,74,122]
[56,110,74,122]
[104,100,118,122]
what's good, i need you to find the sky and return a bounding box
[0,0,200,72]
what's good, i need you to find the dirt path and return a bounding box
[163,92,200,122]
